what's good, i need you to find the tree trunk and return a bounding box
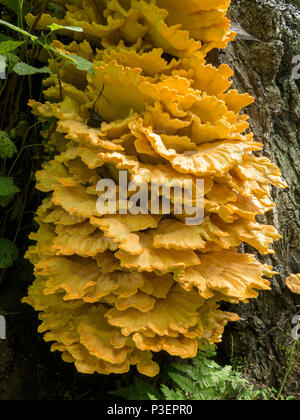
[216,0,300,390]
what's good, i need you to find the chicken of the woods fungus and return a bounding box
[23,0,287,376]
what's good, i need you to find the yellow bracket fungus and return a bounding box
[23,0,287,376]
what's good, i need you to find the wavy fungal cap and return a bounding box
[286,274,300,296]
[23,0,287,376]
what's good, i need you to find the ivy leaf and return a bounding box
[48,23,83,33]
[13,62,51,76]
[0,177,20,197]
[0,40,25,54]
[0,19,38,41]
[0,238,19,269]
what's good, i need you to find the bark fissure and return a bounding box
[218,0,300,387]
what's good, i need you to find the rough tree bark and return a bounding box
[216,0,300,389]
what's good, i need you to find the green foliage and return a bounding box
[0,40,24,54]
[0,18,38,41]
[278,338,300,399]
[0,127,20,274]
[0,176,20,207]
[0,3,94,283]
[0,33,11,42]
[0,131,17,158]
[0,0,30,16]
[0,0,19,14]
[0,14,95,85]
[13,62,51,76]
[63,54,95,75]
[111,378,161,401]
[0,176,20,195]
[2,51,20,73]
[112,345,295,401]
[0,238,19,268]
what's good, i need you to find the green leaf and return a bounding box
[0,34,12,42]
[0,238,19,269]
[0,19,38,41]
[2,52,20,73]
[64,54,95,74]
[0,195,14,207]
[0,177,20,197]
[13,62,51,76]
[160,385,182,400]
[0,40,24,54]
[49,46,95,75]
[148,394,159,401]
[0,176,19,207]
[0,0,30,15]
[0,0,19,14]
[48,23,83,33]
[0,131,17,158]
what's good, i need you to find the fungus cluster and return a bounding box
[23,0,287,376]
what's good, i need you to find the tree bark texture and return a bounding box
[216,0,300,389]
